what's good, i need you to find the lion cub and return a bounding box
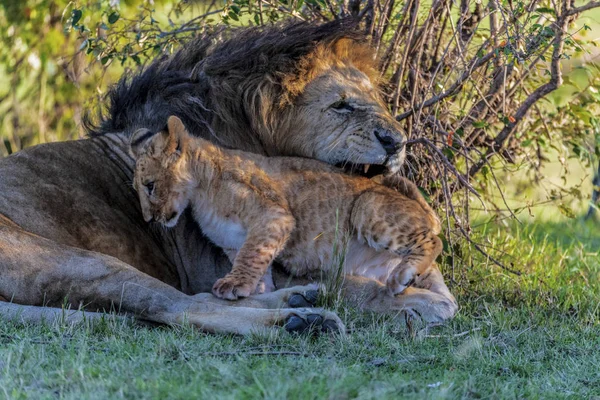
[130,116,442,300]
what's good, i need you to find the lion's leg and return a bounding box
[0,302,133,325]
[0,221,343,334]
[271,264,457,323]
[340,265,457,323]
[193,284,320,309]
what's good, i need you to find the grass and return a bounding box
[1,218,599,399]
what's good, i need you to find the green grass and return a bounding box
[1,218,599,399]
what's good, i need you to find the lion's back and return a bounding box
[0,139,180,284]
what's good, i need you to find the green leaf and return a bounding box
[254,14,260,25]
[228,11,239,21]
[535,7,556,15]
[77,39,88,52]
[558,203,576,219]
[472,121,488,128]
[71,9,82,26]
[108,12,120,24]
[231,5,241,14]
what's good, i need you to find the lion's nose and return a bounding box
[374,130,403,155]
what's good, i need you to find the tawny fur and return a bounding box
[131,117,442,300]
[0,21,456,335]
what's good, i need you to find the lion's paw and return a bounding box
[282,308,345,335]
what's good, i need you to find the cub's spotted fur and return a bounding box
[131,116,442,300]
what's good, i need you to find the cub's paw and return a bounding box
[212,277,256,300]
[386,266,417,296]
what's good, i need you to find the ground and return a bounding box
[1,217,599,399]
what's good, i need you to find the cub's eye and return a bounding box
[330,100,355,113]
[144,181,155,194]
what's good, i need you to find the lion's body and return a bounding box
[132,117,443,300]
[0,21,457,334]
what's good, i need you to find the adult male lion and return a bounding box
[0,20,457,334]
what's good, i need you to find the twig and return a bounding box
[396,51,495,121]
[407,137,480,197]
[468,6,575,177]
[439,166,522,276]
[423,327,482,338]
[205,351,305,357]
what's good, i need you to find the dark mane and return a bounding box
[85,19,366,151]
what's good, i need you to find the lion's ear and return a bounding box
[166,116,188,156]
[129,128,155,158]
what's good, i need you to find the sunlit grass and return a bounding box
[1,216,599,398]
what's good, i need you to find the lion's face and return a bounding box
[282,65,405,175]
[131,121,191,228]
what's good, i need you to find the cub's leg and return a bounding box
[351,190,443,295]
[379,175,441,233]
[221,249,275,295]
[212,209,295,300]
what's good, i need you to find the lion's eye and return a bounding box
[144,181,155,194]
[330,100,355,113]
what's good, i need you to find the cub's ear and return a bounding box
[166,116,188,155]
[129,128,156,159]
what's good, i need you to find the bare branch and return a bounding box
[396,51,495,121]
[567,1,600,16]
[469,10,574,177]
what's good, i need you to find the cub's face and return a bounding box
[133,150,189,228]
[130,117,191,228]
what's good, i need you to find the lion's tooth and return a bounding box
[364,164,370,174]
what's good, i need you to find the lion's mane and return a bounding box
[85,19,378,153]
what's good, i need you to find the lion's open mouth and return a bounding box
[337,163,388,179]
[337,151,404,179]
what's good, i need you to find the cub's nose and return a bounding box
[374,130,403,156]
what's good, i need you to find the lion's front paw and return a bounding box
[212,277,256,300]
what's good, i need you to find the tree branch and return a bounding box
[468,9,574,177]
[396,51,495,121]
[567,1,600,16]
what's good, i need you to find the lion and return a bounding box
[131,116,443,301]
[0,20,457,334]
